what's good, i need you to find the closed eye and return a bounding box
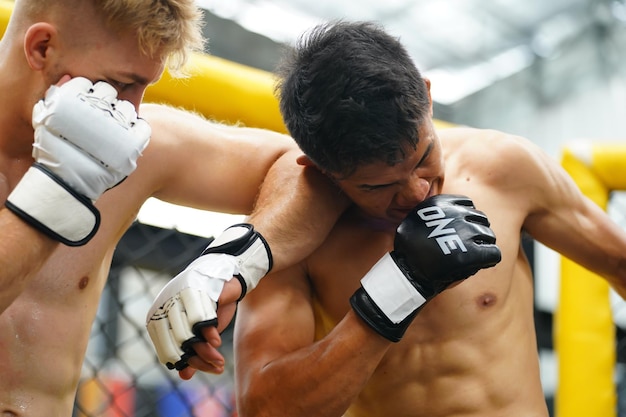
[111,80,133,91]
[359,183,394,192]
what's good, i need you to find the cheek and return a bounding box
[353,193,395,215]
[42,59,65,83]
[45,58,90,86]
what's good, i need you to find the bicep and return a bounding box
[141,104,297,214]
[524,158,626,279]
[234,264,315,370]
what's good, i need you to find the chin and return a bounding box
[389,209,413,221]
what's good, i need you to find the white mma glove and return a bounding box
[5,77,151,246]
[146,223,272,370]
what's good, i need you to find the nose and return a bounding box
[396,176,430,208]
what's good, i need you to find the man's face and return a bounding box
[48,28,165,110]
[333,122,445,224]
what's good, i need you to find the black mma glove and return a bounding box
[350,194,502,342]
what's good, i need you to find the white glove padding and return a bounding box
[5,77,151,246]
[146,224,273,371]
[203,223,273,297]
[146,254,239,370]
[32,77,151,199]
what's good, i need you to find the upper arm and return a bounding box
[139,103,298,214]
[234,263,315,380]
[0,209,58,314]
[513,137,626,283]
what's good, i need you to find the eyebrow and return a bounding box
[416,140,434,168]
[357,139,434,191]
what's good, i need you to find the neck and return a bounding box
[347,206,399,233]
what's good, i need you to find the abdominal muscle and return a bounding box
[314,264,549,417]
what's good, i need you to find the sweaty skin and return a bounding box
[234,126,626,417]
[0,104,319,416]
[0,1,348,414]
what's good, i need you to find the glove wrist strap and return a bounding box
[202,223,273,297]
[359,253,426,323]
[5,164,100,246]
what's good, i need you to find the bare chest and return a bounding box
[16,243,113,315]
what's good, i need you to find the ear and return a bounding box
[23,22,57,71]
[296,154,339,182]
[423,77,434,117]
[296,154,317,167]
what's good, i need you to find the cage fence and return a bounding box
[73,222,236,417]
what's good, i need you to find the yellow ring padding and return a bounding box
[0,0,11,35]
[0,0,453,133]
[586,143,626,189]
[143,53,455,133]
[556,145,621,417]
[144,53,289,133]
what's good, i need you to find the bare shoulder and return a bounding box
[439,127,552,185]
[139,102,295,147]
[440,127,536,160]
[439,126,573,222]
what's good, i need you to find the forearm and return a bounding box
[0,209,58,313]
[247,150,349,272]
[237,312,389,417]
[604,256,626,300]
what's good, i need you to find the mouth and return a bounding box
[393,192,439,218]
[391,208,414,220]
[424,185,437,200]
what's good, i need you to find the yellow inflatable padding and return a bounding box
[0,0,454,134]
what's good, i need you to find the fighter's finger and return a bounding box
[183,359,224,376]
[191,340,225,364]
[215,302,237,334]
[55,74,73,87]
[113,99,137,124]
[179,367,196,381]
[185,343,225,375]
[90,81,118,101]
[218,279,244,305]
[199,325,222,347]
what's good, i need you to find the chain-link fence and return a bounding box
[73,192,626,417]
[73,222,236,417]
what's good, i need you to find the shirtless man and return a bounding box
[231,21,626,416]
[0,1,345,416]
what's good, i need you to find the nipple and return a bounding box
[78,276,90,290]
[477,292,497,308]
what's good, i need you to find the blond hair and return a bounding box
[15,0,205,75]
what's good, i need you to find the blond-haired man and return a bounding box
[0,1,345,415]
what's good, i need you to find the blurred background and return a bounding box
[196,0,626,155]
[5,0,625,415]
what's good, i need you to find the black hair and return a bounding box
[275,20,431,177]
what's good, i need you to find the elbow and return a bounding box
[236,374,294,417]
[236,389,274,417]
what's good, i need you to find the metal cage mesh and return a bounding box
[73,222,236,417]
